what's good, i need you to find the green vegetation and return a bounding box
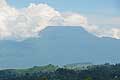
[0,63,120,80]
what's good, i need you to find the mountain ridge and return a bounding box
[0,26,120,69]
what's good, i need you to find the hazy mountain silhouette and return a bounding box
[0,26,120,69]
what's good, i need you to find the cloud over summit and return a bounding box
[0,0,120,41]
[0,0,60,40]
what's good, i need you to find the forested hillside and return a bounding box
[0,63,120,80]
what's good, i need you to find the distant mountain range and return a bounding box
[0,26,120,69]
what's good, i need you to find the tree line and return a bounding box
[0,63,120,80]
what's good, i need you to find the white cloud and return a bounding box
[87,15,120,25]
[0,0,120,41]
[0,0,60,40]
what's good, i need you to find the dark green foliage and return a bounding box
[0,63,120,80]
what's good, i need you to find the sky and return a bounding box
[6,0,120,26]
[7,0,120,16]
[0,0,120,40]
[0,0,120,68]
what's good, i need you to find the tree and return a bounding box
[41,76,48,80]
[84,77,93,80]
